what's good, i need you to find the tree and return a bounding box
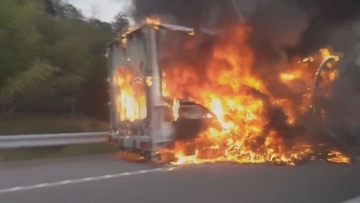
[112,12,129,33]
[0,0,116,119]
[0,60,59,114]
[52,0,84,19]
[0,0,44,87]
[44,0,56,16]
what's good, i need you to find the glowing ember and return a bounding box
[327,150,351,164]
[161,25,350,166]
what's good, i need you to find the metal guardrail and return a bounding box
[0,132,110,149]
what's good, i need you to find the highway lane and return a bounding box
[0,154,158,189]
[0,156,360,203]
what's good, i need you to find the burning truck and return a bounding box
[105,17,353,165]
[107,0,360,165]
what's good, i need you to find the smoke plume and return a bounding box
[130,0,360,54]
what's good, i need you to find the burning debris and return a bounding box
[111,0,360,165]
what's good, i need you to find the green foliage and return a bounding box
[0,60,59,105]
[0,0,44,86]
[0,0,130,116]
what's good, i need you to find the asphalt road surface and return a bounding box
[0,155,359,203]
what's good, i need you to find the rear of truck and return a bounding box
[105,22,206,162]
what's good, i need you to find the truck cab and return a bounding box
[105,21,219,162]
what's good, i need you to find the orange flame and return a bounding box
[146,17,161,30]
[114,66,147,122]
[146,17,161,25]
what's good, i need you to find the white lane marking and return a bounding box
[0,167,165,195]
[343,195,360,203]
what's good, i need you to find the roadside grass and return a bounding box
[0,115,109,135]
[0,115,118,163]
[0,143,119,163]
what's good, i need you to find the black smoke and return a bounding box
[130,0,360,55]
[290,0,360,56]
[129,0,238,27]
